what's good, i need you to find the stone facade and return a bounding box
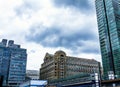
[40,50,99,81]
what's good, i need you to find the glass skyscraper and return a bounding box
[95,0,120,79]
[0,39,27,86]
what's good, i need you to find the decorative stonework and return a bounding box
[40,50,99,81]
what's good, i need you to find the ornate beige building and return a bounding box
[40,50,99,81]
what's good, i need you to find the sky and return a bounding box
[0,0,101,70]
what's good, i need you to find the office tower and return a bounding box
[40,50,99,81]
[95,0,120,79]
[0,39,27,86]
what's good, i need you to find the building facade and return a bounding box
[40,50,99,81]
[95,0,120,79]
[26,70,39,80]
[0,39,27,86]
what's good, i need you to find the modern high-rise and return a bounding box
[95,0,120,79]
[0,39,27,86]
[40,50,99,81]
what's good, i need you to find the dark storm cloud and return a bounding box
[82,47,100,54]
[53,0,93,13]
[25,24,100,54]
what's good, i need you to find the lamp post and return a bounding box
[98,62,101,87]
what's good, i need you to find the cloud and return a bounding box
[15,0,41,18]
[25,23,100,54]
[0,0,101,70]
[23,0,100,56]
[53,0,94,13]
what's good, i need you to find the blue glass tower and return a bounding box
[95,0,120,79]
[0,39,27,86]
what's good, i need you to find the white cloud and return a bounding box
[0,0,101,70]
